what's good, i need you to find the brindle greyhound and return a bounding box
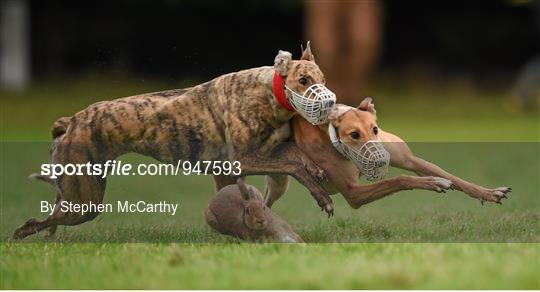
[264,98,511,208]
[13,44,334,239]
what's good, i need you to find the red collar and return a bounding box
[272,72,295,112]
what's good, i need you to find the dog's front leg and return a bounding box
[223,121,333,215]
[232,143,333,215]
[400,156,511,204]
[381,131,511,204]
[226,141,332,215]
[263,174,290,208]
[339,175,453,208]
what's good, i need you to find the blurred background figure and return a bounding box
[512,0,540,111]
[0,0,30,90]
[306,0,382,106]
[0,1,537,119]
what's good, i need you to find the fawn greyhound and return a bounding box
[264,97,511,208]
[13,44,336,239]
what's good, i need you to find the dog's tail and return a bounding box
[51,116,71,139]
[30,116,71,186]
[28,173,55,185]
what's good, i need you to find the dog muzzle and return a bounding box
[328,123,390,182]
[285,84,336,125]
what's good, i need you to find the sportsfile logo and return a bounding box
[40,160,242,179]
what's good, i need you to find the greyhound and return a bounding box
[13,44,336,239]
[264,98,511,208]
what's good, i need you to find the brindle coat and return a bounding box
[13,45,333,239]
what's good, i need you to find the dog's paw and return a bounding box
[476,187,512,205]
[319,203,334,217]
[324,203,334,217]
[301,158,326,182]
[416,176,455,193]
[315,195,334,217]
[12,218,39,239]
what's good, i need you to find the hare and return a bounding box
[205,178,304,243]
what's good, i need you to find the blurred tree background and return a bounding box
[2,0,536,86]
[1,0,539,140]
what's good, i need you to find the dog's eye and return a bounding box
[299,78,308,85]
[373,127,379,135]
[350,132,360,139]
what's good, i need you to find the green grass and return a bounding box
[2,243,538,289]
[1,77,539,289]
[1,77,538,142]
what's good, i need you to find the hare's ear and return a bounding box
[274,50,292,76]
[300,41,315,62]
[357,97,376,115]
[237,177,252,201]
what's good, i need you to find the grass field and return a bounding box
[1,77,539,289]
[2,243,538,289]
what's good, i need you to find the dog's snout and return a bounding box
[375,160,386,167]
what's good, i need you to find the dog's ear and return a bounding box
[357,97,376,115]
[274,50,292,76]
[300,41,315,62]
[328,104,354,127]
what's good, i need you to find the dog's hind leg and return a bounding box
[13,201,69,239]
[263,174,290,208]
[212,175,237,192]
[12,200,101,239]
[13,173,106,239]
[214,174,290,208]
[44,192,61,237]
[26,175,60,236]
